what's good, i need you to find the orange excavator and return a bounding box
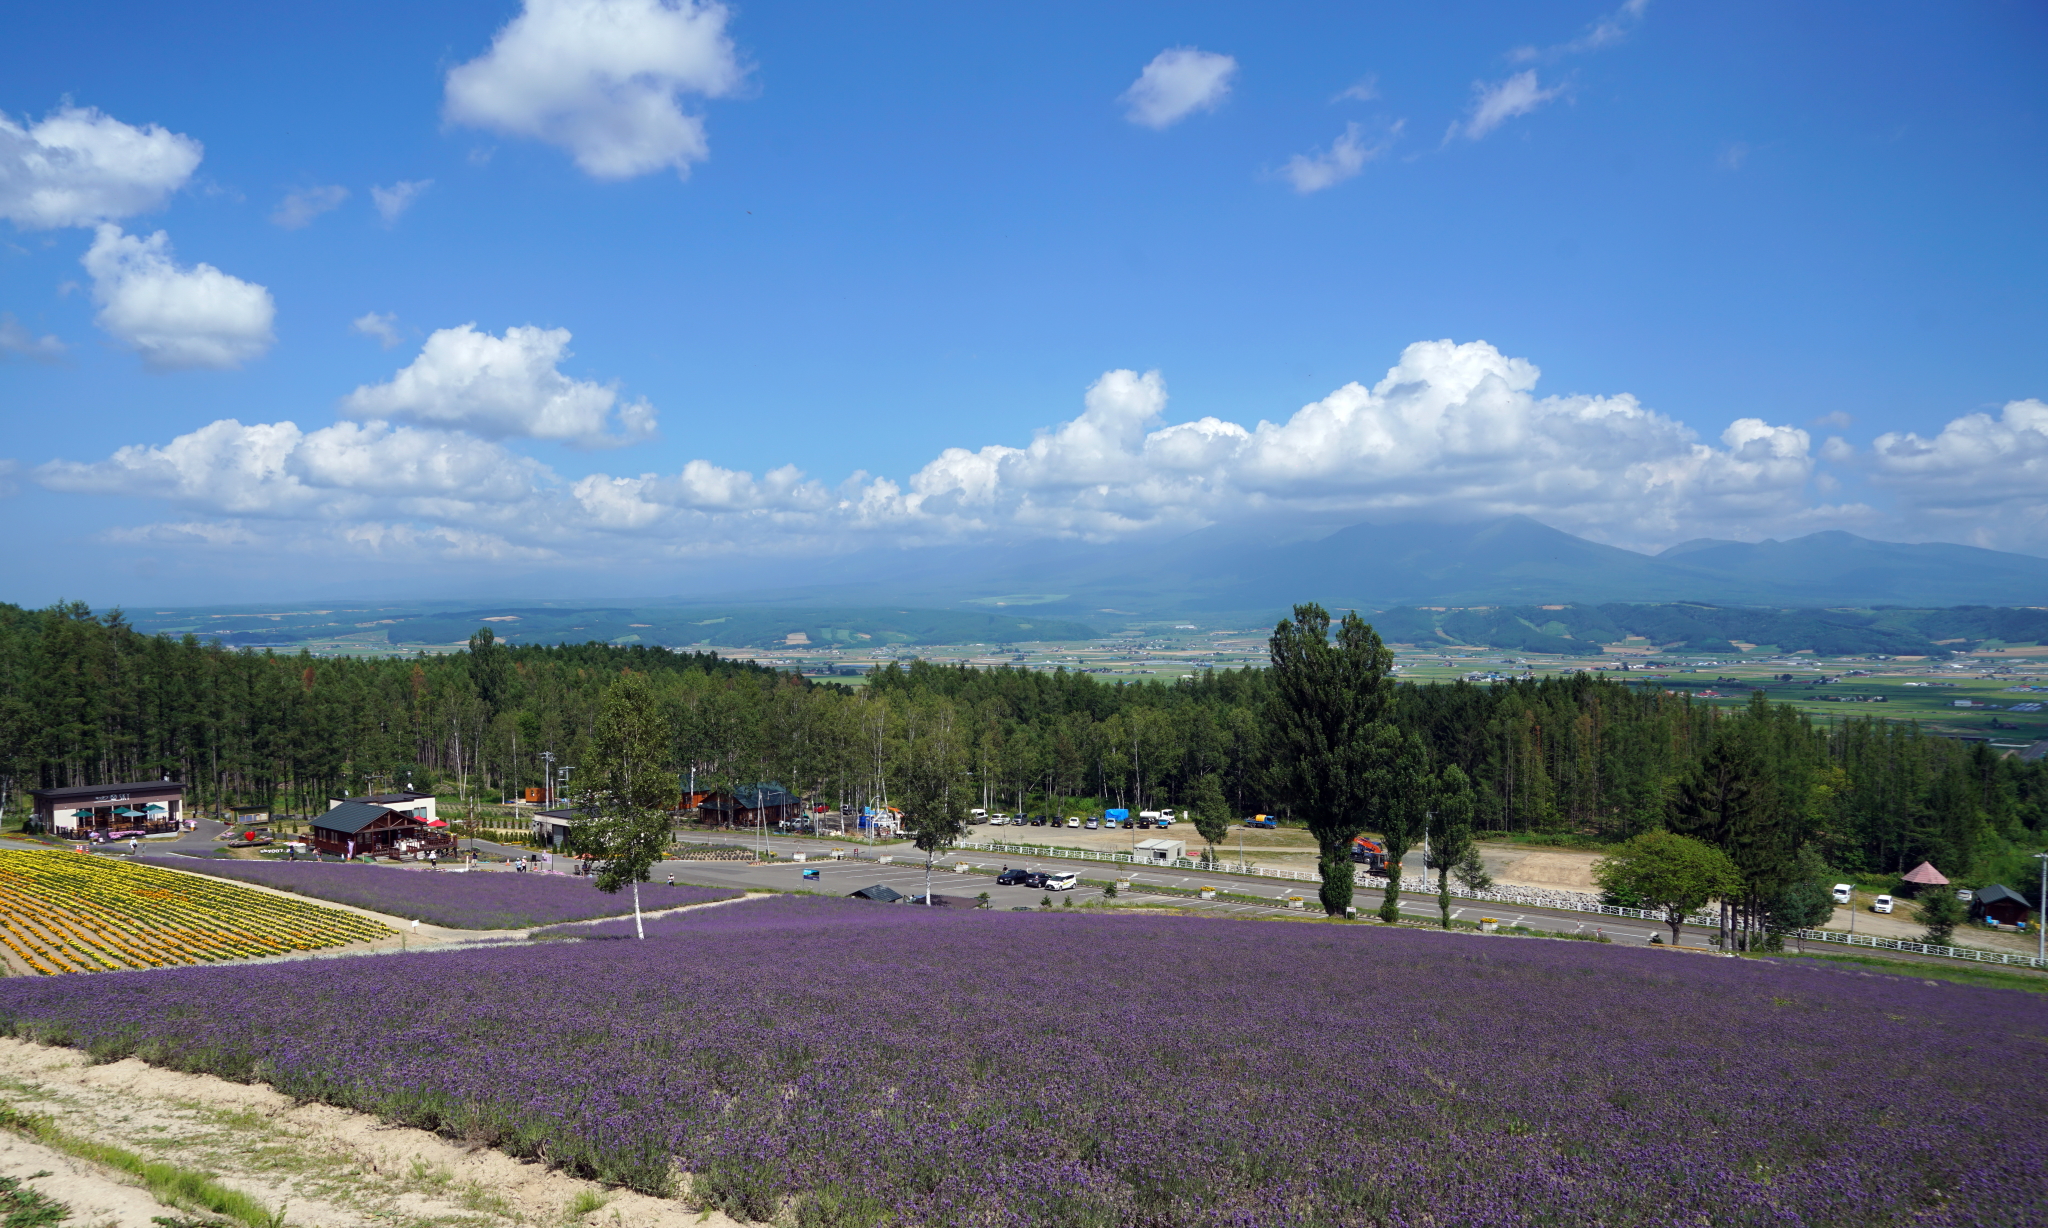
[1350,835,1389,873]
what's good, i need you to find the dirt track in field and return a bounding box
[0,1037,743,1228]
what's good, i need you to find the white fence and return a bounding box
[937,839,2048,971]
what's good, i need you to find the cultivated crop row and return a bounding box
[0,895,2037,1225]
[0,851,390,974]
[147,857,740,929]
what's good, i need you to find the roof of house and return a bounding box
[535,807,584,826]
[732,783,797,809]
[29,781,186,802]
[313,800,417,835]
[1901,861,1950,885]
[1975,884,2031,908]
[349,792,433,805]
[849,884,905,903]
[2015,741,2048,763]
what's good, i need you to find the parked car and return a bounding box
[1873,894,1894,914]
[1084,819,1099,830]
[1832,883,1853,905]
[996,868,1034,886]
[1043,871,1078,892]
[1028,816,1047,826]
[1066,817,1081,828]
[1023,870,1050,889]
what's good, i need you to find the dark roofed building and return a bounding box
[310,799,452,859]
[699,783,801,828]
[1970,884,2033,927]
[533,806,583,849]
[30,781,186,837]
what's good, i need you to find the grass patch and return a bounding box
[563,1188,611,1219]
[1751,950,2048,994]
[0,1104,285,1228]
[0,1172,69,1228]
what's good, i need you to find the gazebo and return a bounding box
[1899,861,1949,897]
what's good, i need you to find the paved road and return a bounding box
[655,830,1675,944]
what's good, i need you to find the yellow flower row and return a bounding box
[0,851,392,975]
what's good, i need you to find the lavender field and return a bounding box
[143,857,739,928]
[0,897,2040,1226]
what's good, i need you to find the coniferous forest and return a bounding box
[2,601,2043,897]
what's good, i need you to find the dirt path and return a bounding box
[0,1037,742,1228]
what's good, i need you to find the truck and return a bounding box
[1244,815,1277,829]
[1350,836,1389,873]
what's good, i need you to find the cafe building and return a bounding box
[30,781,187,838]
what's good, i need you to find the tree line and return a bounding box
[2,600,2042,912]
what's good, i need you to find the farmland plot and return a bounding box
[0,851,390,974]
[0,896,2041,1226]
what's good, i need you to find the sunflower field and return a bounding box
[0,851,391,975]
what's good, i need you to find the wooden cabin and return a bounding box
[310,799,453,859]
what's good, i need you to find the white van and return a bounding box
[1832,883,1853,905]
[1873,894,1894,914]
[1044,871,1078,892]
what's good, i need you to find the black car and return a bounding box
[996,868,1034,886]
[1028,815,1047,826]
[1022,871,1050,889]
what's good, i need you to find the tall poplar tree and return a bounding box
[1375,729,1431,924]
[1266,603,1398,917]
[1429,763,1477,929]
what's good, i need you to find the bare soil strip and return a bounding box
[0,1037,741,1228]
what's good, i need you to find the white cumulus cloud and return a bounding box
[341,323,657,447]
[1453,70,1566,141]
[271,184,348,229]
[0,105,202,230]
[906,340,1827,549]
[371,179,432,223]
[1281,121,1399,193]
[82,224,275,370]
[444,0,745,180]
[39,338,1946,569]
[37,417,549,520]
[1120,47,1238,129]
[1868,399,2048,550]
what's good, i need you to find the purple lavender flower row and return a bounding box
[0,895,2038,1225]
[142,857,738,929]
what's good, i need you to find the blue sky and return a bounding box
[3,0,2045,605]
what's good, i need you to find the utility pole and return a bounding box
[540,751,556,809]
[2036,852,2047,964]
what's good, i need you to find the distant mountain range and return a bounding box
[739,516,2048,617]
[106,517,2048,653]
